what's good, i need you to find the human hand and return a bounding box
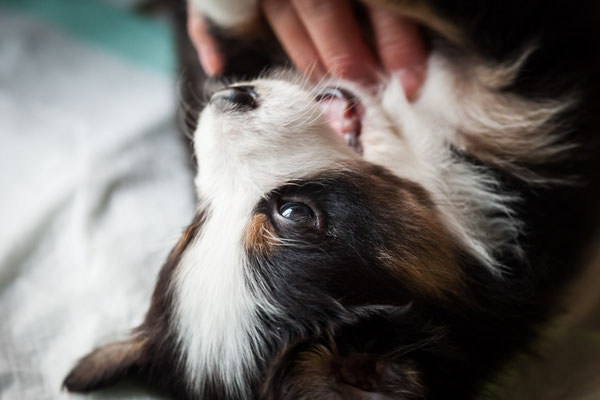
[187,0,428,100]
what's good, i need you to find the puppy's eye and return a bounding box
[278,202,315,224]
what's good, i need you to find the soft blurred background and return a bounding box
[1,1,600,399]
[0,0,193,398]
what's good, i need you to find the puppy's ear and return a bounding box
[261,340,425,400]
[63,335,147,392]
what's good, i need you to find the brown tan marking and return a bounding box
[262,335,425,399]
[357,162,465,299]
[245,213,277,254]
[173,219,202,256]
[383,188,462,299]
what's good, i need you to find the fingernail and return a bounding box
[396,65,426,101]
[198,44,223,76]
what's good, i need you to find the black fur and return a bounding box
[65,1,600,398]
[177,0,600,395]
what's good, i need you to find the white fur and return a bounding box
[191,0,258,28]
[174,80,359,396]
[174,52,568,394]
[365,55,521,271]
[332,53,565,272]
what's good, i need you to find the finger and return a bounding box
[262,0,327,81]
[369,6,428,100]
[187,3,224,76]
[291,0,377,83]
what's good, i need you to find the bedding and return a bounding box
[0,2,191,398]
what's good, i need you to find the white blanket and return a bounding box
[0,5,193,399]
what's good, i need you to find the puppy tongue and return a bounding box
[316,88,362,151]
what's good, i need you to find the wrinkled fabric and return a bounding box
[0,9,193,399]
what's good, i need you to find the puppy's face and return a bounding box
[64,55,567,399]
[172,77,464,397]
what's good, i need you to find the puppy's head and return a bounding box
[64,57,568,399]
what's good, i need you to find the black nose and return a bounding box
[211,85,258,111]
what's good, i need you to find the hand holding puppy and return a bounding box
[187,0,428,100]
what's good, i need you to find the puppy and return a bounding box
[64,0,600,398]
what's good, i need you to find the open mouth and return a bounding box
[316,87,364,154]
